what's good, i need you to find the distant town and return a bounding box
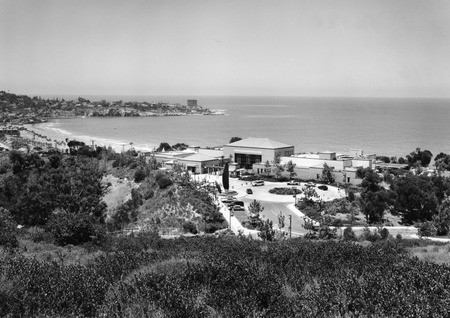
[0,91,221,125]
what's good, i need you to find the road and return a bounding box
[241,198,307,237]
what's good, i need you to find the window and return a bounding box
[235,153,262,169]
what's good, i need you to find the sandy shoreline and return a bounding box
[23,123,156,153]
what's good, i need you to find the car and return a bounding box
[318,185,328,191]
[246,188,253,194]
[231,205,245,212]
[287,181,300,185]
[252,180,265,186]
[221,198,235,204]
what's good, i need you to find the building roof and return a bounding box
[198,148,224,158]
[178,153,219,162]
[224,137,293,149]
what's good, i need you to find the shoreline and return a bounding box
[7,122,156,153]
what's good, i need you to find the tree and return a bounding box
[274,152,281,164]
[406,148,433,168]
[257,219,275,241]
[286,160,296,180]
[67,140,86,155]
[434,152,450,172]
[273,164,284,179]
[433,197,450,235]
[301,184,319,206]
[156,142,173,152]
[277,211,285,229]
[391,174,438,224]
[359,169,396,223]
[376,156,390,163]
[229,137,242,143]
[321,163,335,184]
[171,143,189,150]
[46,210,106,246]
[248,199,264,216]
[356,167,373,179]
[222,162,229,191]
[264,160,271,176]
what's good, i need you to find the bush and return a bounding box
[348,190,356,202]
[317,226,337,239]
[379,227,390,240]
[28,226,54,243]
[343,226,356,241]
[46,211,106,246]
[134,168,146,183]
[143,189,154,200]
[269,187,302,195]
[128,162,138,169]
[418,221,437,237]
[156,173,173,189]
[0,208,18,248]
[182,221,198,234]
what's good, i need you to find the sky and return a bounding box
[1,0,450,97]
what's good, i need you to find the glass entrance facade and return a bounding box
[235,153,262,169]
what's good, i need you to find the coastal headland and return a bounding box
[0,91,224,152]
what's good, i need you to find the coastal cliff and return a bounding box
[0,91,213,125]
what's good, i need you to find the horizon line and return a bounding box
[3,90,450,100]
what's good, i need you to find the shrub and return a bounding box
[28,226,54,243]
[0,207,18,248]
[379,227,390,240]
[156,173,173,189]
[257,219,276,241]
[343,226,357,241]
[46,211,106,246]
[182,221,198,234]
[318,226,337,239]
[348,190,356,202]
[143,189,154,200]
[128,162,138,169]
[269,187,302,195]
[418,221,437,237]
[134,168,146,183]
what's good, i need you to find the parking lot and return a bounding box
[193,174,346,236]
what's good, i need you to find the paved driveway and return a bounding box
[193,175,335,237]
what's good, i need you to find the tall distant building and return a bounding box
[187,99,197,107]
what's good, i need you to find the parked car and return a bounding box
[318,185,328,191]
[246,188,253,194]
[221,198,235,204]
[287,181,300,185]
[252,180,265,186]
[232,205,245,212]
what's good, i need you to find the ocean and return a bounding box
[29,96,450,158]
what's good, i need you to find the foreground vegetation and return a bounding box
[1,235,450,317]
